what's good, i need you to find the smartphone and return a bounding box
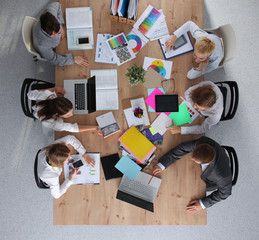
[173,34,187,50]
[72,159,84,168]
[77,36,90,45]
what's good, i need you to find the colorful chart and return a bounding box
[116,46,131,63]
[138,8,161,35]
[107,33,127,50]
[68,159,81,175]
[148,60,167,77]
[126,34,142,53]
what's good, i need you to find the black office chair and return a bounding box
[221,145,239,186]
[215,81,239,121]
[34,149,49,189]
[21,78,55,119]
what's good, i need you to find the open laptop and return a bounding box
[64,76,96,114]
[116,171,162,212]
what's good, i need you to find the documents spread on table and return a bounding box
[66,7,94,50]
[64,153,100,184]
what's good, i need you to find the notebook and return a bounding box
[66,7,94,50]
[96,112,120,138]
[155,95,179,112]
[64,76,96,114]
[101,153,123,180]
[116,171,162,212]
[118,126,156,164]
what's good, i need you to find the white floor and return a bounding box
[0,0,258,239]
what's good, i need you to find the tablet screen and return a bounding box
[155,95,179,112]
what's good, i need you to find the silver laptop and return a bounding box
[116,171,162,212]
[64,76,96,114]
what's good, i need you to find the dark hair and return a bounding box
[190,85,216,108]
[192,143,215,164]
[43,143,70,168]
[36,97,73,121]
[40,12,60,35]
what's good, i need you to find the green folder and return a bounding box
[169,104,192,126]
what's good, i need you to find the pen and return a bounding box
[148,173,155,184]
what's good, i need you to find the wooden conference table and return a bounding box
[54,0,206,225]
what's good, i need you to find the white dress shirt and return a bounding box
[27,90,79,135]
[37,135,86,198]
[173,21,224,79]
[181,81,223,135]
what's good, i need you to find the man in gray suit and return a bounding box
[153,136,232,213]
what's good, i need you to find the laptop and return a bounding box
[116,171,162,212]
[64,76,96,114]
[155,94,179,112]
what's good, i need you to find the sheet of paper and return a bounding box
[143,57,173,79]
[90,69,117,89]
[115,156,142,180]
[149,127,158,135]
[149,14,169,41]
[64,153,100,184]
[124,107,145,127]
[147,88,165,112]
[168,104,192,126]
[126,28,148,55]
[133,5,165,38]
[95,33,116,64]
[67,28,94,50]
[66,7,92,29]
[151,113,172,135]
[180,98,200,124]
[130,98,150,126]
[159,32,194,59]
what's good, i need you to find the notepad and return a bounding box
[118,126,156,163]
[168,104,192,126]
[101,153,123,180]
[66,7,94,50]
[115,156,142,180]
[151,113,172,135]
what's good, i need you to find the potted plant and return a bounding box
[125,64,146,86]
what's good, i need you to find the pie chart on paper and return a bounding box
[126,34,142,53]
[149,60,167,77]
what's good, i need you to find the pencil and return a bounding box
[148,173,155,184]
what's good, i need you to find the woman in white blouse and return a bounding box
[167,81,223,135]
[28,87,101,135]
[38,135,95,198]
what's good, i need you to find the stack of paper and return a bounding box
[118,126,156,164]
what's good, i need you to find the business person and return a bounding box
[167,81,223,135]
[38,135,95,198]
[166,21,224,79]
[32,2,89,67]
[153,136,232,213]
[27,87,102,136]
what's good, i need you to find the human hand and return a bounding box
[53,86,66,96]
[69,168,80,181]
[197,58,209,71]
[165,35,177,50]
[74,56,89,67]
[186,200,202,213]
[166,126,181,134]
[83,153,95,168]
[60,25,66,40]
[153,165,162,175]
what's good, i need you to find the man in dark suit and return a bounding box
[153,136,232,213]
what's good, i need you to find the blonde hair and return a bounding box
[195,37,215,56]
[190,84,216,108]
[43,143,70,168]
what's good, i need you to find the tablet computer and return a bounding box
[173,34,188,50]
[155,95,179,112]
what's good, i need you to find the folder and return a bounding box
[118,126,156,163]
[168,104,192,126]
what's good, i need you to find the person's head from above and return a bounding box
[40,12,60,37]
[190,85,216,112]
[192,143,215,165]
[193,37,215,63]
[44,143,71,168]
[37,97,73,121]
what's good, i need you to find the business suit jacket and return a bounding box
[158,136,232,208]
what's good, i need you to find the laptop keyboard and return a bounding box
[122,177,156,197]
[74,83,86,110]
